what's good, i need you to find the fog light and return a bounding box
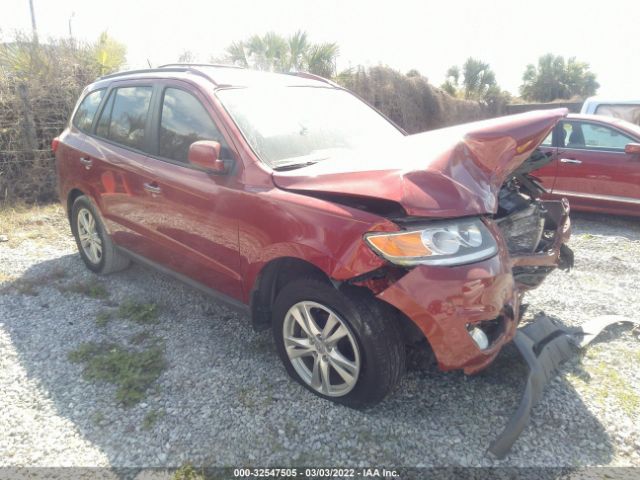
[468,327,489,350]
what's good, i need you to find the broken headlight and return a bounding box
[364,218,498,266]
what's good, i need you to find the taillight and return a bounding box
[51,137,60,153]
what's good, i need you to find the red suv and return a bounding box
[55,64,572,407]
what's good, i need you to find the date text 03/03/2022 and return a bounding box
[233,467,400,478]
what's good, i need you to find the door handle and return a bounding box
[143,182,162,195]
[79,157,93,169]
[559,158,582,165]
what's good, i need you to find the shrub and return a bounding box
[0,33,125,204]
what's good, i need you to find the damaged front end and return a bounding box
[494,148,574,289]
[273,109,579,456]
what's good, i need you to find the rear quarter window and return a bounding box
[72,89,105,132]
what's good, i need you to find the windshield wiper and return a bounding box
[272,160,322,171]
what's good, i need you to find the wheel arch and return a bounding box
[66,188,85,224]
[248,255,429,350]
[249,256,332,331]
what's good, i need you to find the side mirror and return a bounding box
[624,143,640,155]
[188,140,229,174]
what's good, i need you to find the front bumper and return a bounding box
[488,314,640,458]
[376,199,572,374]
[377,252,519,373]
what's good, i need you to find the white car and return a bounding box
[581,97,640,125]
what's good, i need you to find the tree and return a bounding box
[461,58,496,100]
[441,65,460,96]
[303,42,339,78]
[440,58,498,101]
[93,31,126,75]
[519,54,599,102]
[0,31,125,79]
[177,50,195,63]
[220,31,339,78]
[287,30,309,71]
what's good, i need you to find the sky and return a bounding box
[2,0,639,98]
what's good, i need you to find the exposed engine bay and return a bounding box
[494,149,574,288]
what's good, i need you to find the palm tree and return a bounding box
[225,41,248,67]
[304,42,339,78]
[221,31,339,78]
[287,30,309,71]
[461,57,496,100]
[261,32,288,71]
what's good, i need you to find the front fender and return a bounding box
[239,188,398,302]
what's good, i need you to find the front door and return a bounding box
[551,119,640,214]
[141,83,243,300]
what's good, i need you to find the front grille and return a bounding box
[496,204,545,254]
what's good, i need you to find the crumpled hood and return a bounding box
[272,109,567,218]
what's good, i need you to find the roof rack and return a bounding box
[98,66,219,84]
[158,63,244,70]
[286,71,340,88]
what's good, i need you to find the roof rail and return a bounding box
[98,66,218,84]
[287,71,340,88]
[158,63,244,70]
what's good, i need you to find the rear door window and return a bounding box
[73,89,105,132]
[95,86,153,151]
[158,88,228,163]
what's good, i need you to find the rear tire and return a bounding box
[70,195,130,274]
[272,278,405,408]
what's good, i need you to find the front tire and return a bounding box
[272,278,405,408]
[70,195,130,274]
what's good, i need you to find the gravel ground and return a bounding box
[0,204,639,468]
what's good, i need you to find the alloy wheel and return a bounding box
[282,301,361,397]
[77,207,102,264]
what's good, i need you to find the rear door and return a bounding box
[86,81,162,257]
[59,87,107,200]
[551,119,640,213]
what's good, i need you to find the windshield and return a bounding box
[216,87,404,169]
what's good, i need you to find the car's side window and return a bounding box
[95,86,153,151]
[72,89,105,132]
[564,121,634,151]
[95,91,115,138]
[159,88,228,163]
[595,104,640,125]
[540,131,553,147]
[582,123,634,150]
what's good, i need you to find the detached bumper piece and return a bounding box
[488,314,639,459]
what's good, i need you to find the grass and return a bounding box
[13,279,39,296]
[236,386,256,408]
[589,362,640,416]
[0,203,68,248]
[95,311,112,327]
[568,345,640,417]
[118,300,159,324]
[68,341,166,407]
[173,464,207,480]
[142,409,163,430]
[91,411,105,426]
[59,278,109,299]
[130,330,152,345]
[2,266,68,296]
